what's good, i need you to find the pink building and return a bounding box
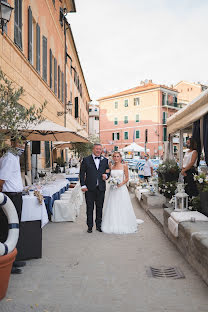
[98,81,180,157]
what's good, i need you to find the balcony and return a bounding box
[162,101,183,110]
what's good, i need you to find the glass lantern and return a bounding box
[174,187,188,212]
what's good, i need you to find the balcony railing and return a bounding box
[162,101,183,109]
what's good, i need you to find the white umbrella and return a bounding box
[123,142,149,152]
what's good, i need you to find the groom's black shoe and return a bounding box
[87,228,92,233]
[96,227,102,232]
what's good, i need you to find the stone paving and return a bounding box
[1,194,208,312]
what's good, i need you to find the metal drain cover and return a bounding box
[147,266,185,279]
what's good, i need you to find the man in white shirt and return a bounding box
[0,139,26,274]
[143,154,153,182]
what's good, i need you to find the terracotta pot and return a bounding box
[0,248,17,300]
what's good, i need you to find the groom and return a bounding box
[80,144,110,233]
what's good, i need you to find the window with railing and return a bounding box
[112,132,120,141]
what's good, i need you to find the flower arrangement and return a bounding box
[108,177,121,189]
[34,190,43,204]
[157,159,180,182]
[158,180,177,199]
[193,173,208,192]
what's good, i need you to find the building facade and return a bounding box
[98,81,180,157]
[0,0,90,175]
[89,102,99,138]
[174,81,208,107]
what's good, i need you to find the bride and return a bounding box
[101,151,143,234]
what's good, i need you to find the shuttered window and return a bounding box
[65,82,67,102]
[49,49,52,89]
[36,24,40,72]
[54,58,57,95]
[42,36,47,82]
[44,141,51,168]
[136,130,140,139]
[28,6,32,63]
[124,132,129,140]
[75,97,79,118]
[61,72,64,103]
[58,66,61,99]
[14,0,22,49]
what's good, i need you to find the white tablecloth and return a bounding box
[41,179,69,197]
[21,195,49,228]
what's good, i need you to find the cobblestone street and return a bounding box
[1,194,208,312]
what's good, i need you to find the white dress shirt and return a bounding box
[0,152,23,192]
[143,159,153,176]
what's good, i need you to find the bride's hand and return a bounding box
[117,183,123,188]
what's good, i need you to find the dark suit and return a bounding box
[80,155,109,228]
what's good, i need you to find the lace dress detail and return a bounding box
[101,169,139,234]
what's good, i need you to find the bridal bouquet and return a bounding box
[108,177,121,189]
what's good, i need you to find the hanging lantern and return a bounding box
[174,184,188,211]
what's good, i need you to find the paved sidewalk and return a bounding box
[1,194,208,312]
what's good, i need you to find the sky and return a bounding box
[68,0,208,101]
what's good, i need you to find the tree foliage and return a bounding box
[0,68,47,151]
[71,135,99,158]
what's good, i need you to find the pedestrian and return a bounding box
[143,154,153,182]
[80,144,110,233]
[181,137,198,197]
[0,138,26,274]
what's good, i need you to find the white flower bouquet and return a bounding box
[108,177,121,189]
[193,173,208,192]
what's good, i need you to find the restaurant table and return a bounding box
[16,195,48,261]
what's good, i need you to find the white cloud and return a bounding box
[68,0,208,100]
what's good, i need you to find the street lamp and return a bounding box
[0,0,14,34]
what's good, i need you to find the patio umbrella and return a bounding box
[123,142,149,152]
[53,141,73,149]
[203,113,208,166]
[3,120,89,143]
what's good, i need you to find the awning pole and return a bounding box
[179,130,183,168]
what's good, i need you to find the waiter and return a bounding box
[0,138,26,274]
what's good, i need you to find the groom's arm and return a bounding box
[102,159,110,181]
[80,158,88,190]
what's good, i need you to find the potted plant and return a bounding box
[194,172,208,217]
[157,159,180,182]
[0,249,17,300]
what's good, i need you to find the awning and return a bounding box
[167,88,208,135]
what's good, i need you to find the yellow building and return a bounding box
[0,0,90,177]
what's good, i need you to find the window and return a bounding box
[124,131,128,140]
[115,101,118,109]
[136,114,139,122]
[95,117,99,120]
[14,0,22,49]
[114,146,118,151]
[134,98,140,106]
[162,93,166,106]
[42,36,47,82]
[112,133,120,141]
[49,49,53,89]
[163,127,167,141]
[75,97,79,118]
[163,112,167,124]
[124,116,128,124]
[114,117,118,125]
[89,108,92,112]
[61,71,64,103]
[124,99,128,107]
[136,130,140,139]
[95,108,98,111]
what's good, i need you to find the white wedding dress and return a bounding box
[101,169,143,234]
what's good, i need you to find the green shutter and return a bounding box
[49,49,52,89]
[61,72,64,103]
[44,141,51,168]
[42,36,47,82]
[136,130,140,139]
[14,0,22,49]
[28,6,32,63]
[75,97,79,118]
[54,58,57,95]
[36,24,40,72]
[58,66,60,99]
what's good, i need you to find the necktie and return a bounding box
[95,156,100,159]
